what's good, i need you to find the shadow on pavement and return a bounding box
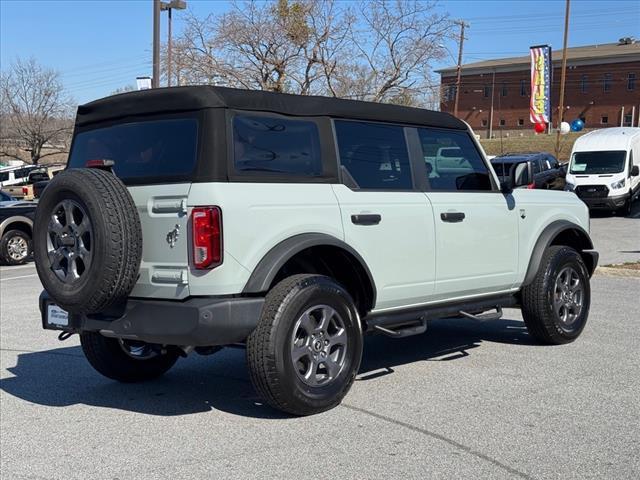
[1,316,536,418]
[589,198,640,218]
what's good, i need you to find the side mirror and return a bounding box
[500,181,513,194]
[631,165,639,177]
[509,161,534,189]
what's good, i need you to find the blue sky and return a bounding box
[1,0,639,104]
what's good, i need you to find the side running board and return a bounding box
[373,317,427,338]
[458,307,503,322]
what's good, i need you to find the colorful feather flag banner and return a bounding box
[530,45,552,124]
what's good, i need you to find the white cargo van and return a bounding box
[565,127,640,214]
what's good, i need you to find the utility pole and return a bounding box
[488,69,495,139]
[453,20,469,118]
[152,0,161,88]
[555,0,571,157]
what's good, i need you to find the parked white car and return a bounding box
[565,127,640,214]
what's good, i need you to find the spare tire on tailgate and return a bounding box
[34,168,142,314]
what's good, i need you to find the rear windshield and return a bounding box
[570,150,626,174]
[68,118,198,182]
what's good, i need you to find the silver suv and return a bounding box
[35,87,598,416]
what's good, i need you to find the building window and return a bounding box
[517,119,524,126]
[520,80,527,97]
[445,85,457,102]
[581,74,588,93]
[501,83,507,97]
[624,114,633,127]
[628,73,636,91]
[481,119,488,127]
[483,85,490,98]
[499,119,506,126]
[603,73,612,93]
[601,116,608,125]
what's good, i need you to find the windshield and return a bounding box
[570,150,627,174]
[68,117,199,183]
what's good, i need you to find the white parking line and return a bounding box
[0,264,36,271]
[0,273,39,281]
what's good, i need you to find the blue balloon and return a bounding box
[570,119,584,132]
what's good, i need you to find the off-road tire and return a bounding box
[0,229,31,265]
[617,192,632,216]
[80,332,179,383]
[33,168,142,314]
[247,274,363,416]
[521,246,591,345]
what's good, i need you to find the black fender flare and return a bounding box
[242,233,376,305]
[522,220,598,286]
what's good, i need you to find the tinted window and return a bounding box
[68,118,198,182]
[0,172,8,182]
[233,115,322,176]
[532,160,542,174]
[335,121,412,190]
[418,128,493,191]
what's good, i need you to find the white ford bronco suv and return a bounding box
[35,87,598,416]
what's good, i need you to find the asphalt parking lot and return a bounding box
[1,208,639,480]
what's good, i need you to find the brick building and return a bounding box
[438,39,640,137]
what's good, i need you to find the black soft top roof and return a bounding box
[76,86,467,130]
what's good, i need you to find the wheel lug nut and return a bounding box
[324,340,329,346]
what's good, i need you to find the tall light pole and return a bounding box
[161,0,187,87]
[453,20,469,118]
[153,0,187,88]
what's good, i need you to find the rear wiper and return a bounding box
[237,167,290,173]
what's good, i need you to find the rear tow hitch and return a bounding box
[58,331,75,341]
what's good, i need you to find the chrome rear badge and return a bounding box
[166,224,180,248]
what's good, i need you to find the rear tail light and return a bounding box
[22,186,29,196]
[527,182,536,189]
[191,206,222,269]
[86,159,115,169]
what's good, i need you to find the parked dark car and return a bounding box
[0,199,37,265]
[491,152,566,190]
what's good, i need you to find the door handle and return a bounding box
[351,214,382,225]
[440,212,465,223]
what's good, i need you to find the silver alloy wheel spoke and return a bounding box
[7,236,28,260]
[47,200,93,283]
[328,328,347,348]
[291,304,348,387]
[553,266,584,326]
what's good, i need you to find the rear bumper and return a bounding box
[578,193,628,210]
[39,291,264,347]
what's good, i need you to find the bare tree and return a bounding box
[167,0,453,107]
[336,0,452,105]
[0,58,74,165]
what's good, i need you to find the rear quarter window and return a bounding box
[68,117,199,183]
[233,114,322,176]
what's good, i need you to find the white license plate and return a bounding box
[47,304,69,327]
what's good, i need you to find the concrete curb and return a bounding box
[594,266,640,278]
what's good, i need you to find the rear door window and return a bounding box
[418,128,493,191]
[233,114,322,176]
[334,120,412,190]
[68,117,199,183]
